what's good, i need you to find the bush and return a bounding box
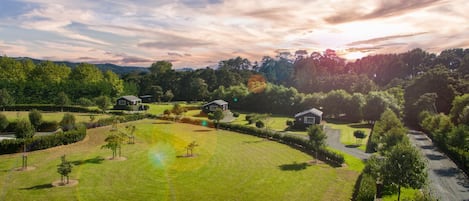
[255,120,265,128]
[163,109,171,116]
[76,97,94,107]
[0,113,8,132]
[355,173,377,201]
[233,112,240,117]
[37,121,59,132]
[286,120,294,126]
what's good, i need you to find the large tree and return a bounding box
[382,143,427,201]
[55,92,71,112]
[0,88,14,111]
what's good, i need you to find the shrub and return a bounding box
[37,121,59,132]
[163,109,171,116]
[76,97,94,107]
[355,173,377,201]
[0,113,8,132]
[60,113,76,131]
[286,120,294,126]
[233,112,240,117]
[255,120,265,128]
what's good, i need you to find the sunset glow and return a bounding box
[0,0,468,68]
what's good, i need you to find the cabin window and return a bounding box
[118,100,127,105]
[304,116,315,124]
[209,105,218,111]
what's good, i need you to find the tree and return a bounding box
[171,104,186,120]
[307,125,327,162]
[208,108,224,129]
[60,113,76,131]
[28,109,42,131]
[149,61,172,76]
[353,130,367,145]
[382,143,427,201]
[449,125,469,151]
[185,141,199,157]
[163,90,174,102]
[55,92,71,112]
[0,88,14,111]
[125,124,136,144]
[449,94,469,124]
[101,133,122,159]
[150,85,163,102]
[57,155,73,184]
[95,96,111,113]
[15,119,35,169]
[0,113,9,132]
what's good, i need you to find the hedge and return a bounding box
[0,126,86,154]
[86,113,148,129]
[353,173,377,201]
[4,120,59,132]
[3,104,100,113]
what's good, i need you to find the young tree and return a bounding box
[57,155,73,184]
[55,92,71,112]
[125,124,136,144]
[0,113,9,132]
[163,90,174,102]
[208,108,224,129]
[60,113,76,131]
[307,125,327,161]
[95,96,111,113]
[353,130,367,145]
[185,141,199,157]
[28,109,42,131]
[101,133,121,159]
[15,119,35,169]
[382,143,427,201]
[0,88,14,111]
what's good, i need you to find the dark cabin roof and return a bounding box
[120,95,142,102]
[203,99,228,107]
[139,95,153,98]
[294,108,323,118]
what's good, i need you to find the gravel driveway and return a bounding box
[408,130,469,201]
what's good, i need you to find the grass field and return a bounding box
[325,120,372,151]
[146,103,203,116]
[0,119,359,201]
[0,111,111,123]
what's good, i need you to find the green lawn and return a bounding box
[0,119,359,201]
[326,120,372,151]
[230,111,302,132]
[146,103,203,115]
[0,111,111,123]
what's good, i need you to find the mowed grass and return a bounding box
[0,119,359,201]
[146,103,203,115]
[0,111,111,123]
[326,120,372,151]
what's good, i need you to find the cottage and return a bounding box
[114,95,143,110]
[201,100,228,113]
[139,95,154,103]
[293,108,323,128]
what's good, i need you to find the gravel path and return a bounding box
[323,127,371,160]
[408,130,469,201]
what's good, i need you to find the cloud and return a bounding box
[138,39,212,50]
[325,0,444,24]
[168,52,183,57]
[346,32,428,46]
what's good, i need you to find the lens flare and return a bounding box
[148,142,176,169]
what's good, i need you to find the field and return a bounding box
[0,119,359,201]
[0,111,111,123]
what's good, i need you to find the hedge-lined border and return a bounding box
[2,104,100,113]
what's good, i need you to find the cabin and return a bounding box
[114,95,143,111]
[202,100,228,113]
[139,95,154,103]
[293,108,323,129]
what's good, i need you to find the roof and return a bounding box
[294,108,323,118]
[203,99,228,107]
[139,95,153,98]
[120,95,142,102]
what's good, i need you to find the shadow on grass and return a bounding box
[243,140,265,144]
[420,145,435,150]
[153,122,172,124]
[20,183,53,190]
[345,144,361,148]
[193,129,212,132]
[71,156,104,166]
[278,162,310,171]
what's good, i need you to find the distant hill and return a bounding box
[14,57,149,75]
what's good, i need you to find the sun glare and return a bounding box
[343,51,367,61]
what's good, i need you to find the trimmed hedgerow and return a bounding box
[3,104,100,113]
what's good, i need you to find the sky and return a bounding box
[0,0,468,68]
